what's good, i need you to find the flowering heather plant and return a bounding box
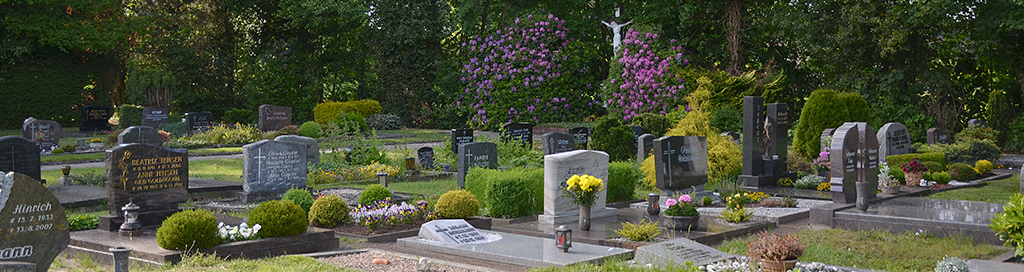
[604,27,688,121]
[348,198,438,230]
[811,149,830,172]
[218,222,261,243]
[458,13,601,129]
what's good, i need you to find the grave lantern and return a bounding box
[61,165,71,176]
[405,157,416,170]
[119,200,142,236]
[646,193,660,215]
[555,225,572,252]
[377,172,388,187]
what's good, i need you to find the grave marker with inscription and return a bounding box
[857,122,880,201]
[451,129,474,155]
[636,133,655,162]
[273,135,319,165]
[927,128,951,145]
[540,133,574,155]
[103,144,187,229]
[0,172,70,272]
[568,127,590,149]
[764,103,789,177]
[538,150,615,224]
[739,96,766,187]
[118,126,163,146]
[418,219,490,245]
[241,140,307,201]
[80,106,111,132]
[258,105,293,131]
[141,107,170,128]
[633,238,735,268]
[653,136,710,199]
[185,111,214,132]
[21,118,61,152]
[829,123,860,203]
[416,147,435,169]
[0,137,41,181]
[457,142,497,188]
[501,122,534,146]
[876,122,910,159]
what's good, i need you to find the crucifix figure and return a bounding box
[601,6,632,53]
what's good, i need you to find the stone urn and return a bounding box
[660,215,699,231]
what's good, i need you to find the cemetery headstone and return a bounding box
[20,118,61,152]
[0,137,41,181]
[630,126,643,139]
[636,133,655,162]
[829,123,860,203]
[416,147,435,169]
[241,140,307,202]
[856,122,880,200]
[876,122,911,159]
[968,119,987,127]
[501,122,534,146]
[568,127,590,149]
[540,132,575,155]
[653,136,710,199]
[75,139,87,150]
[258,104,293,131]
[539,149,615,224]
[103,144,187,229]
[141,107,170,128]
[765,103,790,177]
[273,135,320,165]
[820,128,836,153]
[418,219,489,245]
[80,106,111,132]
[117,126,163,146]
[720,132,740,144]
[184,111,214,132]
[739,96,767,187]
[926,128,951,145]
[0,172,70,272]
[633,238,736,268]
[450,129,474,155]
[456,142,497,188]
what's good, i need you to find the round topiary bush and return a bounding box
[281,188,314,214]
[591,116,637,162]
[249,199,308,237]
[923,161,944,173]
[298,121,322,138]
[308,194,350,228]
[156,209,220,250]
[792,89,871,160]
[948,163,978,181]
[435,189,480,219]
[358,184,393,205]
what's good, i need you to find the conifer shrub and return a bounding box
[298,121,322,138]
[590,116,636,162]
[249,199,308,237]
[281,188,314,214]
[313,99,382,125]
[793,89,871,160]
[608,162,642,202]
[948,163,978,181]
[358,184,393,205]
[435,189,480,219]
[465,167,543,218]
[986,90,1010,145]
[156,209,220,250]
[308,194,350,228]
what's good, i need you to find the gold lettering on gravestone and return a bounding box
[117,150,184,191]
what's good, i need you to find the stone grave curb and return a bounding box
[301,248,509,272]
[334,217,491,243]
[487,215,537,226]
[493,219,773,249]
[62,245,165,268]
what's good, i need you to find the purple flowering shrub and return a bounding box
[458,13,602,129]
[348,198,439,230]
[604,27,688,121]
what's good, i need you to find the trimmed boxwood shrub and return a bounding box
[115,104,145,129]
[358,184,393,205]
[920,140,1000,165]
[630,113,672,137]
[308,194,350,228]
[156,209,219,250]
[948,163,978,181]
[435,189,480,219]
[466,167,544,218]
[281,188,314,214]
[931,172,952,184]
[591,116,636,162]
[608,161,642,202]
[367,113,404,130]
[249,199,308,237]
[923,161,945,173]
[313,99,382,125]
[793,89,871,160]
[885,152,946,169]
[298,121,322,138]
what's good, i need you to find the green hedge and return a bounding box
[465,167,544,218]
[885,152,946,169]
[608,161,642,202]
[793,89,871,160]
[115,104,145,129]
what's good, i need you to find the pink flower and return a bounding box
[679,195,691,203]
[665,199,677,207]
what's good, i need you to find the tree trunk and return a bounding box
[725,0,745,76]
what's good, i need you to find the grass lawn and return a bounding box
[42,147,243,163]
[51,253,359,272]
[374,128,449,144]
[927,174,1020,203]
[41,158,244,185]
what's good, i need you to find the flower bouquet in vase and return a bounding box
[901,159,928,186]
[562,174,604,231]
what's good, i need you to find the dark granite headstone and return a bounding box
[630,126,643,139]
[242,140,307,193]
[273,135,319,165]
[820,128,836,153]
[141,107,170,128]
[0,137,41,181]
[416,147,435,169]
[0,172,70,272]
[80,106,111,132]
[968,119,987,127]
[653,136,709,191]
[185,111,214,132]
[104,144,187,227]
[501,122,534,146]
[117,126,163,146]
[456,142,497,188]
[739,96,766,187]
[637,133,655,161]
[856,122,879,201]
[926,128,951,145]
[258,104,293,131]
[829,123,859,203]
[451,129,474,155]
[876,122,910,159]
[540,133,574,155]
[20,118,61,152]
[765,103,789,177]
[568,127,590,149]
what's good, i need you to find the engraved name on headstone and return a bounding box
[258,104,293,131]
[926,128,951,145]
[21,118,61,151]
[80,106,111,132]
[539,150,613,224]
[185,111,214,132]
[654,136,709,191]
[456,142,497,188]
[540,132,575,155]
[876,122,911,159]
[418,219,489,245]
[104,144,188,227]
[416,147,435,169]
[739,96,766,187]
[0,172,71,272]
[568,127,590,149]
[242,140,307,193]
[141,107,170,128]
[273,135,319,165]
[501,122,534,147]
[450,129,474,155]
[829,123,860,203]
[633,238,735,268]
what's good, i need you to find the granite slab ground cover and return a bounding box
[397,230,633,268]
[824,197,1004,245]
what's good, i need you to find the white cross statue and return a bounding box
[601,7,632,53]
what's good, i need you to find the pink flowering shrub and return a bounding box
[604,27,688,121]
[458,13,602,129]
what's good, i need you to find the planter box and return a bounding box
[334,217,491,243]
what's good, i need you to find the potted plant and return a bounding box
[89,138,105,149]
[661,194,699,230]
[901,159,928,186]
[811,148,830,178]
[562,174,604,231]
[747,231,806,272]
[878,163,900,195]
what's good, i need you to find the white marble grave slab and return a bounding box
[419,219,494,245]
[398,230,632,267]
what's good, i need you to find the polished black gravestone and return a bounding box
[829,123,860,203]
[653,136,709,197]
[502,122,534,146]
[926,128,951,145]
[185,111,214,132]
[141,107,170,128]
[568,127,590,149]
[101,144,188,230]
[855,122,880,201]
[451,129,474,155]
[0,137,41,181]
[876,122,911,159]
[739,96,767,187]
[80,106,111,132]
[258,104,293,131]
[540,132,574,155]
[0,172,70,272]
[240,140,307,202]
[118,126,163,146]
[416,147,435,169]
[21,118,61,152]
[764,103,790,179]
[457,142,497,188]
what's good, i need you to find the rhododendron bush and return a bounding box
[458,13,602,129]
[603,27,688,121]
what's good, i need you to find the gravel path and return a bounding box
[318,251,484,272]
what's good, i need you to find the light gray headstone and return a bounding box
[118,126,163,146]
[418,219,488,245]
[540,150,611,224]
[540,132,575,155]
[274,135,319,165]
[927,128,951,145]
[457,142,497,188]
[876,122,910,159]
[242,140,307,192]
[416,147,435,169]
[820,128,836,153]
[637,133,655,162]
[21,118,61,151]
[0,172,70,272]
[634,238,736,268]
